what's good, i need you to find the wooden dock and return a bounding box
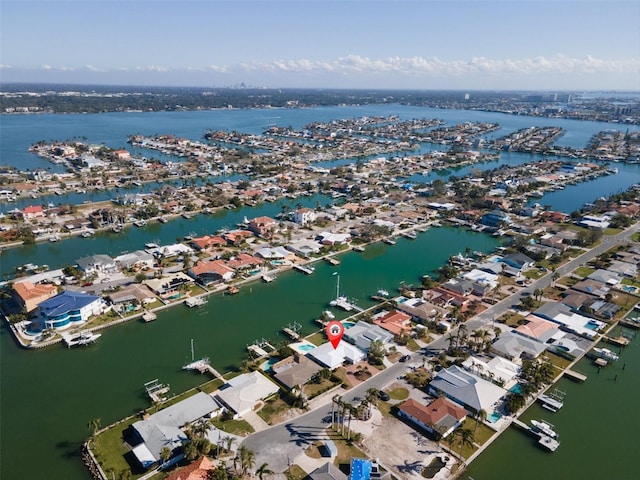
[142,311,157,322]
[325,257,340,266]
[511,418,560,452]
[201,364,225,381]
[603,335,631,347]
[564,369,587,382]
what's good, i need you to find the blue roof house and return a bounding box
[38,291,105,329]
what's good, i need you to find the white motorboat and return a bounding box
[593,347,619,361]
[531,419,558,439]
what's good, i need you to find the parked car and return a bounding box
[399,354,411,362]
[378,390,390,401]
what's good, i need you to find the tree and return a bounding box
[236,446,255,475]
[367,340,386,365]
[456,427,475,453]
[159,446,171,465]
[256,462,274,480]
[475,409,487,431]
[533,288,543,305]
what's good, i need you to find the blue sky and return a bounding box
[1,0,639,90]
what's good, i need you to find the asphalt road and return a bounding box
[241,222,640,472]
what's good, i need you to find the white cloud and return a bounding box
[0,64,12,69]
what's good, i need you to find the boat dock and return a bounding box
[325,257,340,266]
[603,335,631,347]
[184,297,207,308]
[144,379,170,403]
[293,264,315,275]
[564,369,587,382]
[247,339,275,358]
[511,418,560,452]
[142,311,157,322]
[282,321,302,340]
[537,389,566,412]
[330,296,364,312]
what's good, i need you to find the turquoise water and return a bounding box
[297,344,315,352]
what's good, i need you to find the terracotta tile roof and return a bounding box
[399,397,467,428]
[165,456,214,480]
[13,281,57,301]
[191,260,235,276]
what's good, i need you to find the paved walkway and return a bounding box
[243,410,271,433]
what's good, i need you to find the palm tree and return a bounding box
[256,462,274,480]
[475,409,487,431]
[456,428,475,454]
[533,288,543,305]
[237,446,255,475]
[223,435,236,454]
[188,419,214,439]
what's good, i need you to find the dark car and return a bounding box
[399,354,411,362]
[378,390,390,401]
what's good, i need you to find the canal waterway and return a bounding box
[0,193,332,278]
[464,324,640,480]
[0,226,498,480]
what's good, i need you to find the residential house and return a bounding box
[272,354,323,390]
[480,210,511,228]
[13,281,58,313]
[22,205,45,220]
[76,254,118,276]
[222,229,254,246]
[308,462,348,480]
[533,302,606,339]
[570,279,610,299]
[428,365,507,414]
[607,260,638,278]
[215,371,280,418]
[372,310,413,336]
[398,397,468,438]
[491,330,548,360]
[462,356,521,387]
[587,269,622,286]
[343,321,393,351]
[188,260,235,286]
[514,315,560,343]
[394,296,448,324]
[107,284,157,311]
[36,290,105,330]
[248,216,278,238]
[316,231,352,246]
[115,250,155,270]
[502,252,535,272]
[165,457,215,480]
[129,392,222,469]
[293,207,316,226]
[287,239,323,257]
[227,253,262,271]
[307,341,366,370]
[189,235,227,252]
[143,272,193,298]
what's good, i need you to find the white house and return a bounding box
[215,371,280,418]
[293,207,316,226]
[307,341,366,370]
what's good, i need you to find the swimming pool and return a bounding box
[585,320,601,330]
[488,412,502,423]
[509,383,523,395]
[297,344,315,352]
[342,321,356,329]
[621,284,638,293]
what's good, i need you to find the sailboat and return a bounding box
[182,339,210,372]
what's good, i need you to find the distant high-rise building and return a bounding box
[464,93,470,101]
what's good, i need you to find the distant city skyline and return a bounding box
[1,0,639,90]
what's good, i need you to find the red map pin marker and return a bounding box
[326,321,344,350]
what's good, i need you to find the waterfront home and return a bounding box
[307,341,366,370]
[188,260,235,286]
[428,365,507,415]
[215,371,279,418]
[462,355,521,387]
[255,246,293,261]
[398,397,468,439]
[107,284,157,311]
[12,281,58,313]
[560,292,620,320]
[394,296,448,324]
[533,302,606,339]
[480,210,511,228]
[272,354,323,391]
[248,216,278,238]
[514,315,560,343]
[143,272,193,299]
[293,207,317,226]
[287,239,323,257]
[227,253,262,271]
[316,231,352,246]
[188,234,227,252]
[165,457,215,480]
[76,254,118,276]
[343,321,393,351]
[115,250,155,271]
[146,243,194,258]
[21,205,45,220]
[128,392,222,469]
[222,229,254,246]
[372,309,413,336]
[36,290,105,330]
[491,330,548,361]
